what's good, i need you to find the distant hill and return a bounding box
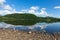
[4,13,37,20]
[2,13,38,25]
[0,13,60,23]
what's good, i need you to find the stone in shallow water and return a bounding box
[28,31,32,34]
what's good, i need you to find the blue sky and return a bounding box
[0,0,60,18]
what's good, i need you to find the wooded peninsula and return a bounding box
[0,13,60,25]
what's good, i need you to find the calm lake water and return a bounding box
[0,22,60,33]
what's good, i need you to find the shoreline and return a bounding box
[0,28,60,40]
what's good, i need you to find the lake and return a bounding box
[0,22,60,33]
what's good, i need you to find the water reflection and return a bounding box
[0,22,14,28]
[45,22,60,33]
[0,22,60,33]
[0,22,48,31]
[8,22,48,31]
[4,20,38,25]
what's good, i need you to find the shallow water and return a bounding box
[0,22,60,33]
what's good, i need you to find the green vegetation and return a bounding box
[37,17,60,23]
[4,13,37,20]
[1,13,38,25]
[0,13,60,25]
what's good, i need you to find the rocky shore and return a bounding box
[0,28,60,40]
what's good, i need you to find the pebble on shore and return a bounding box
[28,31,32,34]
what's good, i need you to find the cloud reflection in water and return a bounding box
[0,22,48,31]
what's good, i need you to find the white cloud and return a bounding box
[28,9,35,13]
[0,0,6,8]
[41,8,46,11]
[0,10,4,15]
[21,10,27,13]
[54,6,60,9]
[0,0,6,4]
[3,10,11,14]
[0,4,16,15]
[0,0,18,15]
[4,5,13,11]
[28,6,39,14]
[28,7,48,17]
[20,7,48,17]
[12,9,16,13]
[40,8,48,16]
[21,6,39,13]
[0,0,49,17]
[0,10,12,15]
[30,6,39,10]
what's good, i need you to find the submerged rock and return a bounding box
[28,31,32,34]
